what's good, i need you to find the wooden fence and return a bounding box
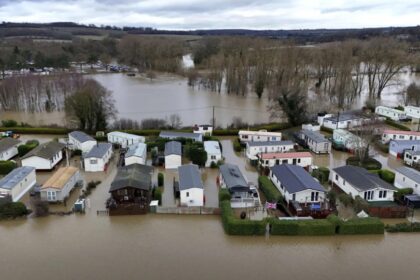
[156,206,220,215]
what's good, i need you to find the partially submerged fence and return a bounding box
[156,206,219,215]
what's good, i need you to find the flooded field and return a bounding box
[2,71,419,127]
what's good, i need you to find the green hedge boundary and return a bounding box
[384,119,411,131]
[258,176,282,202]
[268,217,336,236]
[221,201,266,236]
[386,222,420,233]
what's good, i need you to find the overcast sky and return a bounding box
[0,0,419,30]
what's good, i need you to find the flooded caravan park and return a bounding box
[1,136,420,280]
[1,71,420,127]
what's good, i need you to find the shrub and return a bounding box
[320,126,333,134]
[218,188,231,203]
[268,218,335,236]
[386,222,420,233]
[17,140,39,157]
[0,202,29,220]
[338,193,354,207]
[378,169,395,184]
[394,188,414,201]
[1,119,18,127]
[312,167,330,184]
[210,161,218,168]
[346,156,382,170]
[258,176,282,202]
[72,149,82,156]
[233,139,242,152]
[152,187,163,205]
[0,160,17,175]
[184,142,207,167]
[220,201,266,236]
[158,172,164,187]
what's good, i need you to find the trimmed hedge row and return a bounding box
[218,188,231,203]
[336,217,384,234]
[346,156,382,170]
[269,218,336,236]
[384,119,411,131]
[386,222,420,233]
[220,201,266,236]
[369,169,395,184]
[0,127,68,134]
[0,202,29,220]
[0,160,17,175]
[312,167,330,184]
[258,176,282,202]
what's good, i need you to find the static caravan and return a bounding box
[178,164,204,207]
[21,141,65,170]
[245,141,294,161]
[332,129,363,151]
[0,138,20,161]
[322,113,366,130]
[204,141,222,167]
[258,151,313,168]
[405,106,420,121]
[331,165,396,202]
[375,106,407,121]
[238,130,282,143]
[164,141,182,169]
[83,143,113,172]
[297,130,331,154]
[394,167,420,195]
[193,124,213,136]
[382,130,420,144]
[68,131,97,154]
[389,140,420,157]
[107,131,145,149]
[0,166,36,202]
[40,167,82,202]
[125,143,147,166]
[403,150,420,166]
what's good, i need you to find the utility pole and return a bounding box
[336,111,340,130]
[212,106,215,128]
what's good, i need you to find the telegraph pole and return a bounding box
[212,106,215,128]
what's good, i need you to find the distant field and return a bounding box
[130,34,202,41]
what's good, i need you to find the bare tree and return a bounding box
[406,82,420,106]
[168,114,182,129]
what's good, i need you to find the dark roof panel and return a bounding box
[271,164,325,193]
[110,164,153,192]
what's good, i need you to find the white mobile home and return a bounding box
[321,112,366,130]
[331,165,396,202]
[238,130,282,143]
[298,130,331,154]
[0,166,36,202]
[107,131,145,148]
[404,150,420,166]
[389,140,420,157]
[68,131,97,153]
[245,140,294,160]
[258,152,312,168]
[332,129,363,151]
[404,106,420,121]
[193,124,213,136]
[204,141,222,167]
[375,106,407,121]
[40,166,82,202]
[164,141,182,169]
[382,130,420,144]
[0,138,20,161]
[178,164,204,207]
[394,167,420,195]
[83,143,113,172]
[270,164,325,204]
[125,143,147,166]
[21,141,65,170]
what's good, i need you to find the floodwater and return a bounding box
[1,135,420,280]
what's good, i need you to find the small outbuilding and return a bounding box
[21,141,65,170]
[178,164,204,207]
[0,166,36,202]
[125,143,147,166]
[0,137,21,161]
[68,131,97,154]
[164,141,182,169]
[83,143,113,172]
[40,166,82,202]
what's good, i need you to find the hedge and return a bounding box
[18,140,39,157]
[258,176,282,202]
[320,126,333,134]
[158,173,164,187]
[386,222,420,233]
[339,218,384,234]
[0,160,17,175]
[346,156,382,170]
[312,167,330,184]
[152,187,163,205]
[331,216,384,235]
[218,188,231,203]
[384,119,411,131]
[0,127,68,134]
[220,201,266,236]
[370,169,395,184]
[0,202,29,220]
[268,218,336,236]
[394,188,413,201]
[232,139,242,152]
